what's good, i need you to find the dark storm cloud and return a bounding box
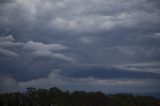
[0,75,18,92]
[146,0,160,8]
[0,0,13,4]
[19,69,160,96]
[0,0,160,93]
[59,65,160,79]
[0,35,73,81]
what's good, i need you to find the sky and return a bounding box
[0,0,160,97]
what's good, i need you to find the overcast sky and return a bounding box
[0,0,160,96]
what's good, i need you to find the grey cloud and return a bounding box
[0,35,23,47]
[0,35,19,57]
[0,0,160,94]
[146,0,160,8]
[0,47,18,57]
[0,0,159,67]
[0,35,14,42]
[23,41,73,62]
[31,51,74,62]
[19,69,160,94]
[59,64,160,79]
[118,62,160,74]
[1,0,159,35]
[48,10,160,33]
[0,35,74,81]
[23,41,67,51]
[0,35,73,62]
[152,33,160,39]
[0,0,14,4]
[0,75,19,93]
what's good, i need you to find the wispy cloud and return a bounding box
[118,62,160,74]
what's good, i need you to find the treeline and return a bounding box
[0,87,160,106]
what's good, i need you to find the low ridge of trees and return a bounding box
[0,87,159,106]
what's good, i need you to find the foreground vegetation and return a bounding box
[0,87,160,106]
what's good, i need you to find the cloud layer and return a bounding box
[0,0,160,96]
